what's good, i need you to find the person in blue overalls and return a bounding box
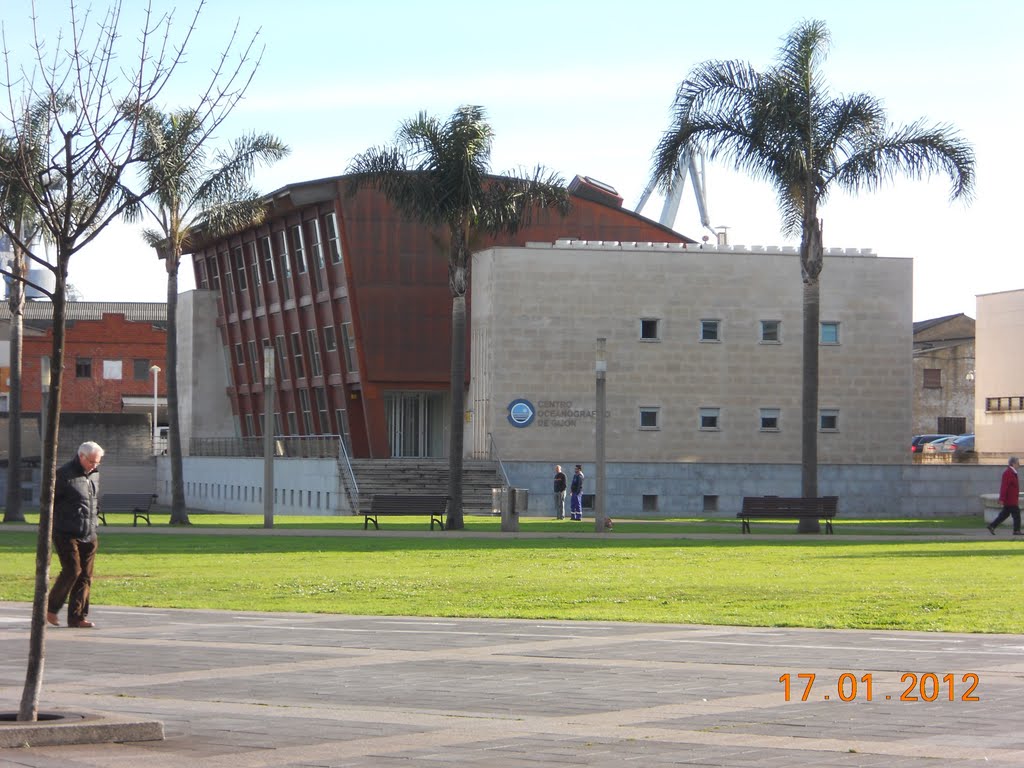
[569,464,584,521]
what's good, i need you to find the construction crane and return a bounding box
[635,150,718,240]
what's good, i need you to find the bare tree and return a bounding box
[0,0,266,722]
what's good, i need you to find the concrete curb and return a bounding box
[0,710,163,748]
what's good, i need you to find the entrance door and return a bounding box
[385,392,446,457]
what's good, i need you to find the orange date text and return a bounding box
[778,672,980,702]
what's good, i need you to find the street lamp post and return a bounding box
[595,338,607,533]
[263,347,275,529]
[149,365,161,455]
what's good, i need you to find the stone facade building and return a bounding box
[911,313,975,437]
[975,290,1024,456]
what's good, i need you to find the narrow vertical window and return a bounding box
[325,212,344,264]
[307,328,322,377]
[291,332,305,379]
[290,225,307,274]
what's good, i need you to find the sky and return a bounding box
[2,0,1021,321]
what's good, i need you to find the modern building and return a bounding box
[911,313,975,437]
[186,174,693,458]
[468,240,914,515]
[974,289,1024,456]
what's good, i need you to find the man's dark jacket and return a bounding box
[53,456,100,541]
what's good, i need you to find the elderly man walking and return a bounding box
[47,441,105,628]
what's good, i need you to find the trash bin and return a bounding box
[501,487,527,532]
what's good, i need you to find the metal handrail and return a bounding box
[337,433,359,508]
[487,432,511,489]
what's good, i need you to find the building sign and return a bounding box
[508,398,607,428]
[507,398,536,427]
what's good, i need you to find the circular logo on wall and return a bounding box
[507,398,536,428]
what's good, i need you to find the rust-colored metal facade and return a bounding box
[189,175,692,458]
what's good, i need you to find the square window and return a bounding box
[642,494,659,513]
[820,321,840,344]
[699,407,720,430]
[923,368,941,389]
[760,408,780,431]
[639,407,659,430]
[703,494,719,513]
[820,409,839,431]
[102,360,122,380]
[760,320,780,343]
[75,357,92,378]
[700,319,720,342]
[133,359,150,380]
[640,318,660,341]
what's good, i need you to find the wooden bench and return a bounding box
[738,496,838,534]
[363,494,448,530]
[98,493,159,527]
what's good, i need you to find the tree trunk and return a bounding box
[445,293,466,530]
[798,215,823,534]
[18,276,67,721]
[166,254,189,525]
[4,248,26,523]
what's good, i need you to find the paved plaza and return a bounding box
[2,599,1023,767]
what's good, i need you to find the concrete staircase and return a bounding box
[348,458,504,515]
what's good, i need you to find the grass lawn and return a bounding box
[1,514,1020,633]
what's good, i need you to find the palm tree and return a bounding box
[0,100,55,524]
[348,105,570,529]
[652,19,974,530]
[131,108,289,526]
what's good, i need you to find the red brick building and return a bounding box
[187,174,692,458]
[15,302,168,420]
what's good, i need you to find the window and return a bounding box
[245,413,255,437]
[324,325,337,352]
[340,322,357,373]
[260,237,275,282]
[233,246,247,291]
[642,494,659,513]
[307,329,322,377]
[234,343,244,366]
[290,332,305,379]
[76,357,92,378]
[336,408,350,448]
[287,411,298,435]
[290,225,307,274]
[923,369,942,389]
[298,388,313,433]
[103,360,122,380]
[938,416,966,434]
[248,340,259,377]
[207,255,220,291]
[273,412,283,435]
[306,219,324,291]
[820,409,839,431]
[196,260,208,290]
[324,212,343,264]
[133,359,150,380]
[639,407,659,430]
[760,320,780,343]
[640,318,660,341]
[820,321,840,344]
[700,319,720,342]
[703,495,719,513]
[275,335,288,380]
[223,270,235,313]
[699,407,720,430]
[276,231,292,300]
[314,387,330,432]
[760,408,780,431]
[248,243,262,307]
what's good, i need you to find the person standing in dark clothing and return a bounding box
[570,464,585,521]
[988,456,1022,536]
[47,441,104,628]
[553,465,567,520]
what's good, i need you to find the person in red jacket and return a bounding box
[988,456,1021,535]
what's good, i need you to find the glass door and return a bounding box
[386,392,446,457]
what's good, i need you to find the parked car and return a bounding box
[911,434,955,453]
[921,436,958,454]
[941,434,975,456]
